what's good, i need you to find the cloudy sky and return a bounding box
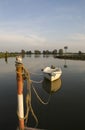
[0,0,85,52]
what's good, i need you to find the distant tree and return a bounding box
[34,50,41,54]
[52,49,57,54]
[59,49,63,55]
[43,50,49,54]
[78,51,82,55]
[26,50,32,54]
[43,50,46,54]
[45,50,50,54]
[21,49,25,54]
[21,49,25,58]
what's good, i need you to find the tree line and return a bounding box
[0,49,62,57]
[0,46,85,60]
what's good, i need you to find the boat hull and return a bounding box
[42,78,61,93]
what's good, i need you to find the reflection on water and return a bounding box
[27,54,32,57]
[64,59,68,68]
[5,56,8,63]
[42,78,61,94]
[34,54,41,58]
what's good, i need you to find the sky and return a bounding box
[0,0,85,52]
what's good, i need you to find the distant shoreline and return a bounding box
[0,52,85,60]
[55,54,85,60]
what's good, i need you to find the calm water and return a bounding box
[0,55,85,130]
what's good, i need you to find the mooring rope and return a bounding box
[26,78,38,127]
[32,84,51,105]
[16,64,49,129]
[30,72,43,76]
[31,79,43,84]
[23,65,38,127]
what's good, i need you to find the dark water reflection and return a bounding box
[0,55,85,130]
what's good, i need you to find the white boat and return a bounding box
[43,66,62,81]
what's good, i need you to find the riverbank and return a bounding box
[0,52,18,58]
[55,54,85,60]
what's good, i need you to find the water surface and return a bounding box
[0,55,85,130]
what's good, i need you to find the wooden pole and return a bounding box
[16,56,24,130]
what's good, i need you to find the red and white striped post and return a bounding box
[16,56,24,130]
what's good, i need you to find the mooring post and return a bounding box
[15,56,24,130]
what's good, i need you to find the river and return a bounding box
[0,55,85,130]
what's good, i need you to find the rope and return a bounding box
[30,72,43,76]
[31,79,43,84]
[29,102,38,128]
[16,63,50,129]
[24,93,30,123]
[23,66,38,127]
[16,71,23,74]
[32,84,51,105]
